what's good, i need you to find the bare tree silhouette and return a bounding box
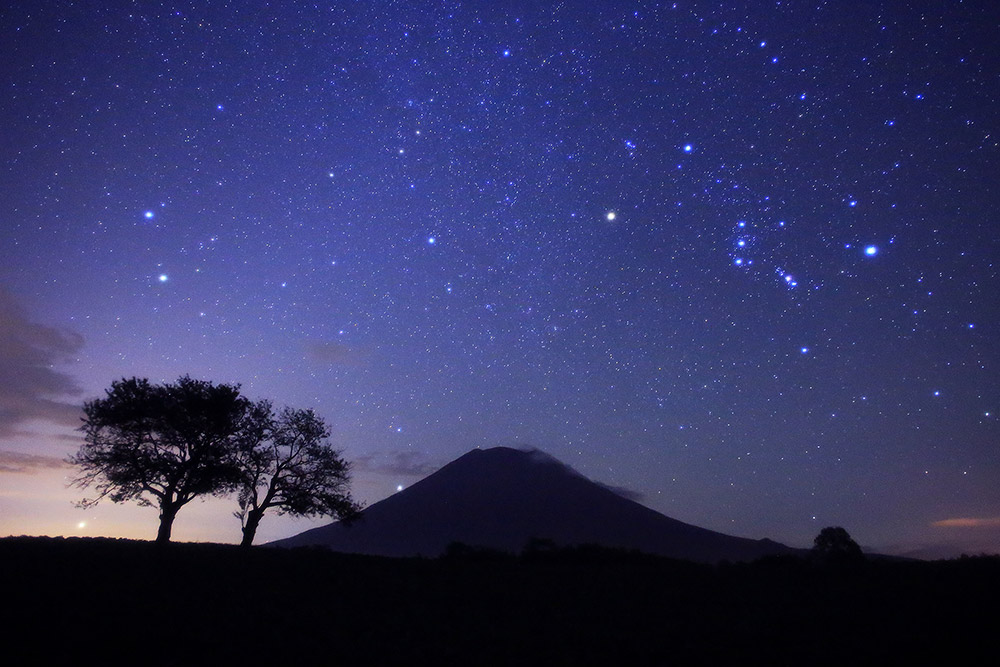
[234,403,360,547]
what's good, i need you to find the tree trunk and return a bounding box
[240,508,265,548]
[156,503,179,544]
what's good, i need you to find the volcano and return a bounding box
[270,446,796,562]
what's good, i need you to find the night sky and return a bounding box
[2,1,998,558]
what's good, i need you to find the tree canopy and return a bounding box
[71,375,359,545]
[812,526,865,565]
[71,376,257,543]
[234,403,360,547]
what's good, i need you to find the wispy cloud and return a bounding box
[354,450,439,477]
[931,518,1000,528]
[303,340,368,366]
[598,482,645,503]
[0,287,84,437]
[0,450,72,474]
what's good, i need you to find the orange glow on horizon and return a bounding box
[931,518,1000,528]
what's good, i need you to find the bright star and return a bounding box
[683,144,693,152]
[144,211,154,219]
[865,245,878,256]
[606,211,616,221]
[800,347,809,354]
[427,237,436,244]
[158,274,168,282]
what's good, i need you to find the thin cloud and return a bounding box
[0,287,85,437]
[0,450,72,474]
[516,445,645,502]
[598,483,645,503]
[932,518,1000,528]
[303,340,368,366]
[354,450,439,477]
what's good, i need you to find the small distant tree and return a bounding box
[234,404,360,547]
[71,376,253,544]
[812,526,865,565]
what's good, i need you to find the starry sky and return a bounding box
[2,1,998,558]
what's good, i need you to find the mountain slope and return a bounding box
[270,446,796,562]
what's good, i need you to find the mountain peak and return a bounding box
[271,447,795,563]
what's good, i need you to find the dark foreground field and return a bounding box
[1,537,997,665]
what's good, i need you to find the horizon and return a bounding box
[2,1,999,561]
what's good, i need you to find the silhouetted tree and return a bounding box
[234,404,360,547]
[812,526,865,565]
[71,376,255,544]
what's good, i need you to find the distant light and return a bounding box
[734,258,743,266]
[158,274,168,282]
[759,41,766,47]
[849,200,857,207]
[933,390,941,397]
[737,239,746,247]
[683,144,693,152]
[77,521,86,530]
[144,211,154,219]
[427,237,436,244]
[800,347,809,354]
[606,211,616,221]
[216,104,224,111]
[396,484,404,492]
[865,245,878,256]
[502,49,511,57]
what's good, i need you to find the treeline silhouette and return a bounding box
[2,536,997,665]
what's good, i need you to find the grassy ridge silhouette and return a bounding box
[2,536,998,665]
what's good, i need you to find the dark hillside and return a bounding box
[2,536,998,665]
[273,447,797,562]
